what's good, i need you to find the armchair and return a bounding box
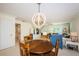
[65,32,79,51]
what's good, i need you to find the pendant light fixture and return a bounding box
[32,3,46,29]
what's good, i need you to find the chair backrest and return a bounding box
[29,34,33,39]
[70,32,78,36]
[42,32,47,35]
[55,39,59,56]
[24,34,33,43]
[41,34,50,41]
[70,32,78,42]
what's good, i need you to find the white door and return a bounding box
[0,14,15,50]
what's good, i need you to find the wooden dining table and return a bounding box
[21,39,53,56]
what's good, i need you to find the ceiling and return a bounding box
[0,3,79,23]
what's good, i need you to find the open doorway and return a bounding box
[15,23,21,45]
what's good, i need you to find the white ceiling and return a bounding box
[0,3,79,23]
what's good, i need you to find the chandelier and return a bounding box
[32,3,46,29]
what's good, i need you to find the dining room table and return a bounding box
[21,39,53,56]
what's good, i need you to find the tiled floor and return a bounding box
[0,45,20,56]
[0,44,79,56]
[58,48,79,56]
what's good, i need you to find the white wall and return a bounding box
[0,13,33,50]
[70,15,79,36]
[16,20,33,41]
[70,20,76,32]
[0,13,15,50]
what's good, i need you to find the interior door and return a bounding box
[0,15,15,50]
[15,24,21,44]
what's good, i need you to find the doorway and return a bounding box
[15,23,21,45]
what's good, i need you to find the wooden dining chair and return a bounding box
[20,43,26,56]
[54,39,59,56]
[24,34,33,43]
[44,39,59,56]
[19,37,31,56]
[19,41,31,56]
[18,34,33,56]
[41,34,50,42]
